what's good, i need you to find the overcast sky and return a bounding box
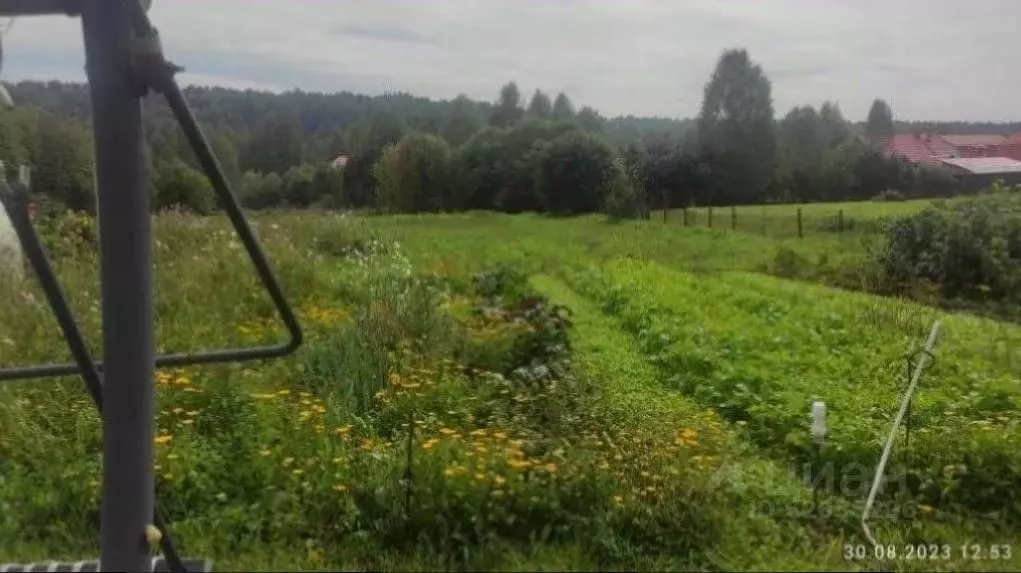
[1,0,1017,122]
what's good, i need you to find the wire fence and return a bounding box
[659,205,889,239]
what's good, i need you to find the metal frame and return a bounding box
[0,1,303,570]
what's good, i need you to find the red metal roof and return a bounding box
[939,134,1007,147]
[877,134,955,165]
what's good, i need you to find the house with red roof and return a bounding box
[873,133,958,165]
[939,134,1009,158]
[874,132,1021,164]
[996,134,1021,161]
[872,132,1021,192]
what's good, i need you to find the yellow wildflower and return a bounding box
[507,459,530,472]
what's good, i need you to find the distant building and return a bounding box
[871,133,958,165]
[937,134,1008,158]
[939,157,1021,192]
[874,132,1021,165]
[330,155,349,170]
[868,133,1021,193]
[997,134,1021,161]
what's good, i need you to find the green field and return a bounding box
[1,206,1019,571]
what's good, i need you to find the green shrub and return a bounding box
[535,131,620,216]
[153,158,216,214]
[603,160,644,221]
[877,192,1021,303]
[762,246,812,279]
[373,134,452,213]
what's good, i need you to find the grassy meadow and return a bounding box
[1,201,1019,571]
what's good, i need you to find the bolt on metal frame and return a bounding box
[0,1,303,571]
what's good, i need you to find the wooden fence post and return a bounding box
[797,207,804,239]
[708,206,713,228]
[731,205,737,231]
[838,209,844,233]
[683,207,689,227]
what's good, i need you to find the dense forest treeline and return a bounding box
[1,48,1015,216]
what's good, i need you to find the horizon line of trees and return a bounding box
[0,51,984,217]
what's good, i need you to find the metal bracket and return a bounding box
[0,1,287,570]
[0,42,303,382]
[0,174,302,381]
[0,0,82,17]
[0,180,195,573]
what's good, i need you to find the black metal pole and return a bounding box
[82,0,155,570]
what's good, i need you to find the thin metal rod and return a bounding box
[82,0,154,569]
[0,0,81,16]
[158,74,304,355]
[861,320,941,547]
[0,185,105,408]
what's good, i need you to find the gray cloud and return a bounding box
[333,24,435,46]
[0,0,1018,121]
